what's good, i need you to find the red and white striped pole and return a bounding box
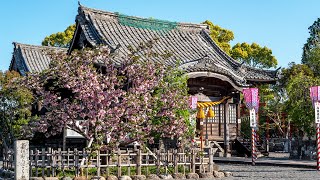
[243,88,259,166]
[252,128,256,165]
[249,108,257,165]
[309,86,320,171]
[317,123,320,170]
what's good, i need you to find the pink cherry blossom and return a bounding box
[24,46,190,150]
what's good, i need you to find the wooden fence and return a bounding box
[1,148,14,170]
[2,147,215,178]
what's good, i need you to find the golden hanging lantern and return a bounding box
[207,107,215,118]
[197,107,205,119]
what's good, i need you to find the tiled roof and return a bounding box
[71,6,278,87]
[10,43,67,75]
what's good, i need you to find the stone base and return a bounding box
[146,174,160,180]
[91,176,106,180]
[224,153,232,158]
[212,164,220,171]
[131,175,146,180]
[106,175,118,180]
[224,171,233,177]
[213,171,225,178]
[119,176,132,180]
[74,176,87,180]
[199,172,213,178]
[186,173,199,179]
[172,173,185,179]
[29,177,44,180]
[159,174,172,179]
[62,177,73,180]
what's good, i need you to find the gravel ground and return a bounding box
[217,163,319,180]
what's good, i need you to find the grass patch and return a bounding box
[30,165,191,178]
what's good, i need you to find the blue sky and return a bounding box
[1,0,319,71]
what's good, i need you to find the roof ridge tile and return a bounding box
[13,42,68,50]
[79,5,209,31]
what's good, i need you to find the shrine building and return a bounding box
[9,5,278,155]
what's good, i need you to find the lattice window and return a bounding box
[213,105,219,123]
[229,104,237,124]
[219,104,224,123]
[206,104,237,123]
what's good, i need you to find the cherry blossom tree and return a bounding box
[25,45,190,150]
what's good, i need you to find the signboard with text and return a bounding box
[315,102,320,123]
[250,108,257,128]
[189,96,198,109]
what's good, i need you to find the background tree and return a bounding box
[302,18,320,64]
[42,24,76,48]
[279,63,319,138]
[272,17,320,141]
[230,42,278,136]
[302,18,320,77]
[203,20,234,55]
[0,71,33,149]
[302,47,320,77]
[230,42,278,68]
[25,45,190,150]
[203,20,278,69]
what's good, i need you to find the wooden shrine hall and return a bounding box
[9,5,278,154]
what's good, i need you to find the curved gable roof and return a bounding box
[70,5,278,87]
[10,43,67,75]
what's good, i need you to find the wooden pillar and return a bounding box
[117,149,122,177]
[174,149,178,173]
[266,116,270,152]
[136,149,142,175]
[224,101,230,157]
[191,149,195,173]
[218,105,221,136]
[200,120,204,149]
[211,113,213,135]
[236,103,240,137]
[205,116,209,146]
[256,111,260,142]
[63,127,67,151]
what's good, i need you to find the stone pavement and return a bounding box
[213,152,316,169]
[218,163,319,180]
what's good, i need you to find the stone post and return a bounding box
[14,140,29,180]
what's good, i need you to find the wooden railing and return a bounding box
[26,147,214,177]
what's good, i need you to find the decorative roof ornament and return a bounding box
[238,63,247,74]
[198,54,213,65]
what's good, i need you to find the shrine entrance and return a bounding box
[187,74,241,154]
